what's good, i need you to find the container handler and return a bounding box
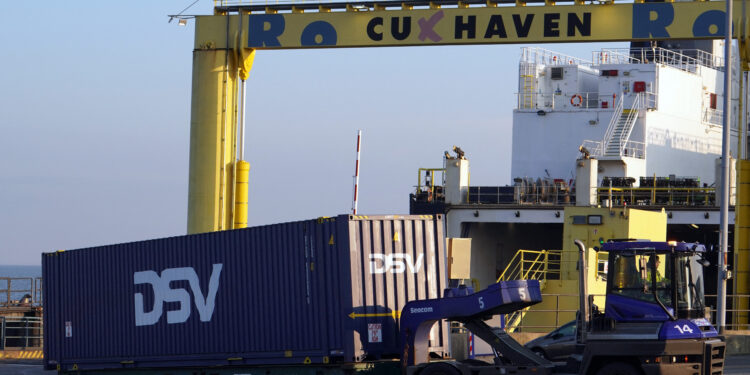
[403,240,725,375]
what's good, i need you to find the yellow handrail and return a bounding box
[497,249,561,282]
[497,249,562,332]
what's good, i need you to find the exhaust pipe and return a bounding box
[574,239,588,344]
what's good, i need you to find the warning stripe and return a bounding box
[0,350,43,360]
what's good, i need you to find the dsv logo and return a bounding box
[133,264,223,326]
[369,253,424,274]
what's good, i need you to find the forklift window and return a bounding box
[609,253,672,306]
[674,255,706,317]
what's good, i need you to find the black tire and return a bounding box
[419,362,461,375]
[595,362,640,375]
[531,348,547,359]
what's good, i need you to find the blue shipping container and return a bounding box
[43,214,448,371]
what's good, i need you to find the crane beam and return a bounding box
[197,1,745,49]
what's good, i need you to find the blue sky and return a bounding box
[0,1,624,265]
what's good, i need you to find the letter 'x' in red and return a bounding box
[418,11,444,42]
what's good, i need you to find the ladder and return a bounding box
[519,62,536,109]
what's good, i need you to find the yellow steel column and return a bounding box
[735,11,750,329]
[734,156,750,329]
[233,160,250,228]
[187,15,239,234]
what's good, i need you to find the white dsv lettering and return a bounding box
[133,264,223,326]
[369,254,424,274]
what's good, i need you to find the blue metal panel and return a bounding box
[43,215,446,371]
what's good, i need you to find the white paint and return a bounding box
[133,264,223,326]
[445,158,470,204]
[368,253,423,274]
[575,158,598,206]
[510,47,739,187]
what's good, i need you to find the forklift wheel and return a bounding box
[595,362,639,375]
[419,362,461,375]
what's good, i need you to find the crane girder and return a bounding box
[199,1,748,50]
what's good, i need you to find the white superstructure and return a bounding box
[511,43,738,187]
[410,42,745,293]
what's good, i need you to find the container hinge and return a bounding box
[228,357,243,361]
[120,360,134,364]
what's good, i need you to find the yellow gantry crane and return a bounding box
[185,0,750,322]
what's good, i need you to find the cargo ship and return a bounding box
[409,39,749,331]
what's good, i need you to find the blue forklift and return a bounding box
[400,240,725,375]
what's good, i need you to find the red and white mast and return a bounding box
[352,130,362,215]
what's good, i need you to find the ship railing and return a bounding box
[581,140,604,158]
[703,107,723,127]
[516,89,657,112]
[0,277,42,307]
[619,140,645,159]
[515,91,618,111]
[0,316,42,349]
[592,49,640,64]
[633,90,657,110]
[595,47,724,72]
[597,186,716,207]
[511,179,574,205]
[520,47,592,66]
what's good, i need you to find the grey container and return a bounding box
[43,214,448,371]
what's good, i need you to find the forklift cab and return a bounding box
[600,241,717,338]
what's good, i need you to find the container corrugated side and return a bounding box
[43,214,447,371]
[341,215,448,360]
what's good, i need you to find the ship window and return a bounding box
[587,215,602,225]
[550,67,564,80]
[710,93,717,109]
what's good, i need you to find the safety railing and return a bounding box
[703,107,723,128]
[597,186,716,207]
[497,250,562,283]
[516,90,656,112]
[619,140,646,159]
[516,91,615,111]
[498,250,563,331]
[0,316,42,349]
[594,47,724,73]
[508,293,593,332]
[0,277,42,307]
[520,47,592,66]
[579,139,646,159]
[600,90,626,149]
[707,294,750,331]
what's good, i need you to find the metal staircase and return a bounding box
[602,93,642,157]
[497,249,561,332]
